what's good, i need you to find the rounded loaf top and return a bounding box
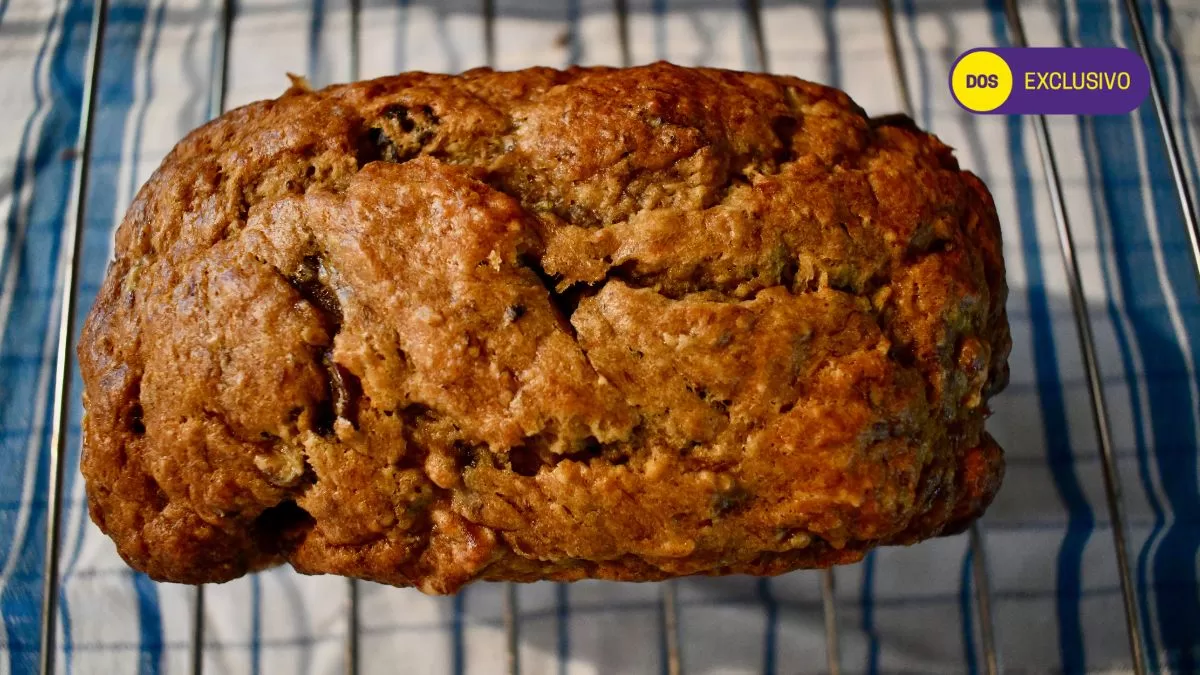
[79,62,1010,592]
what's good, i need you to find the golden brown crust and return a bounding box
[79,63,1010,593]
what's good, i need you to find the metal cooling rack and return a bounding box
[33,0,1200,673]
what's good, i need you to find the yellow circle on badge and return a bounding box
[950,50,1013,113]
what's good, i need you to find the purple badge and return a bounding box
[949,47,1150,115]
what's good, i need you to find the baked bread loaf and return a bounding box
[79,63,1010,592]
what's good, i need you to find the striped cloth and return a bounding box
[1,0,1198,672]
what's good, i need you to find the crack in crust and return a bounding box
[78,63,1011,593]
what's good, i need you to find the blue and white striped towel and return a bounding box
[1,0,1198,672]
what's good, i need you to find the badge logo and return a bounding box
[951,50,1014,113]
[949,47,1149,115]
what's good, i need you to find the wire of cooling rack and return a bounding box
[345,0,364,669]
[739,8,847,672]
[36,0,107,672]
[999,1,1147,672]
[1120,0,1200,283]
[875,4,999,671]
[189,1,235,672]
[37,0,1189,673]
